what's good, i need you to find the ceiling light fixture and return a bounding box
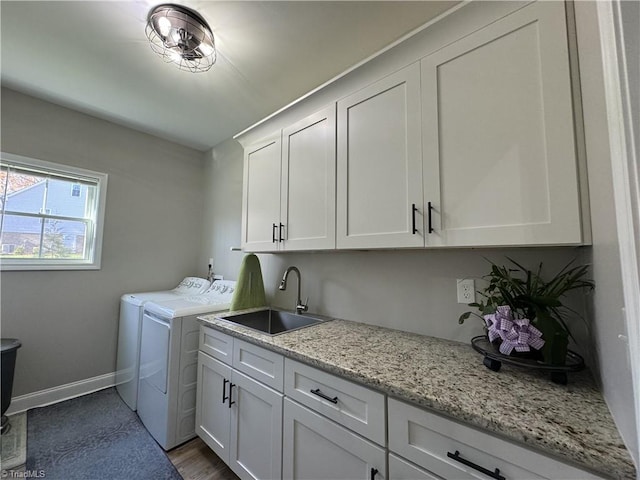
[145,3,216,73]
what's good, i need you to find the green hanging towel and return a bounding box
[229,253,267,311]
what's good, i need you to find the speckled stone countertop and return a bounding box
[198,311,636,479]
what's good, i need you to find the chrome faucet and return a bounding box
[279,266,308,314]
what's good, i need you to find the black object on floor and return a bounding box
[26,388,182,480]
[1,338,21,435]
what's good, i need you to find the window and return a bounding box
[0,153,108,270]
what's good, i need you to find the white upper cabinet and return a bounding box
[238,1,587,251]
[241,106,336,252]
[337,63,424,249]
[421,1,583,247]
[241,133,282,251]
[281,105,336,251]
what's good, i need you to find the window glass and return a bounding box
[0,167,48,215]
[1,214,43,257]
[0,153,107,270]
[40,219,88,259]
[44,179,90,217]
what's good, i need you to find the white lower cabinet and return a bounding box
[388,398,604,480]
[229,369,283,480]
[196,328,283,480]
[197,327,600,480]
[284,358,386,446]
[195,351,233,462]
[282,359,387,480]
[283,398,386,480]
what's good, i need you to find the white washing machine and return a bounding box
[115,277,211,411]
[137,280,236,450]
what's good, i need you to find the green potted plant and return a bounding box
[459,258,595,365]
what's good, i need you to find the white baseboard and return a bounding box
[6,372,116,415]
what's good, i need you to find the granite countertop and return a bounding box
[198,310,636,479]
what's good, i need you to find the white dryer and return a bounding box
[137,280,236,450]
[115,277,211,411]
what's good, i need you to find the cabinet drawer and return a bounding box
[232,338,284,392]
[199,326,233,365]
[388,398,603,480]
[284,359,385,445]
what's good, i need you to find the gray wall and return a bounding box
[618,0,639,166]
[201,139,245,277]
[0,88,206,396]
[574,1,638,463]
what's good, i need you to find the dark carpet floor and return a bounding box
[26,388,182,480]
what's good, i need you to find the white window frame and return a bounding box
[0,152,108,271]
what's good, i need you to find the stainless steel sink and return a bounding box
[216,308,325,335]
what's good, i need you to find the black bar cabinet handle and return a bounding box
[427,201,434,234]
[222,378,229,404]
[228,383,236,408]
[370,467,379,480]
[411,204,418,234]
[447,451,505,480]
[310,388,338,404]
[272,223,277,243]
[279,223,284,242]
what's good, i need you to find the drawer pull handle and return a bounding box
[310,388,338,404]
[279,223,285,242]
[228,383,236,408]
[411,204,418,234]
[272,223,277,243]
[447,451,505,480]
[370,467,378,480]
[427,201,434,233]
[222,378,229,405]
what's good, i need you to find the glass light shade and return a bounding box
[157,16,171,36]
[145,4,216,73]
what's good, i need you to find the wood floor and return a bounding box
[168,437,240,480]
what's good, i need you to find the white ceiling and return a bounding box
[1,1,457,151]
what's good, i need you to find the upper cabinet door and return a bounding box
[281,106,336,251]
[422,1,583,247]
[337,63,424,249]
[241,133,282,252]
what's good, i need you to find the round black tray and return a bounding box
[471,335,585,385]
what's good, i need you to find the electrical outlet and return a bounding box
[456,279,475,304]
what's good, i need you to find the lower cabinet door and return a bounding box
[388,454,442,480]
[195,351,233,462]
[283,398,386,480]
[229,369,283,480]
